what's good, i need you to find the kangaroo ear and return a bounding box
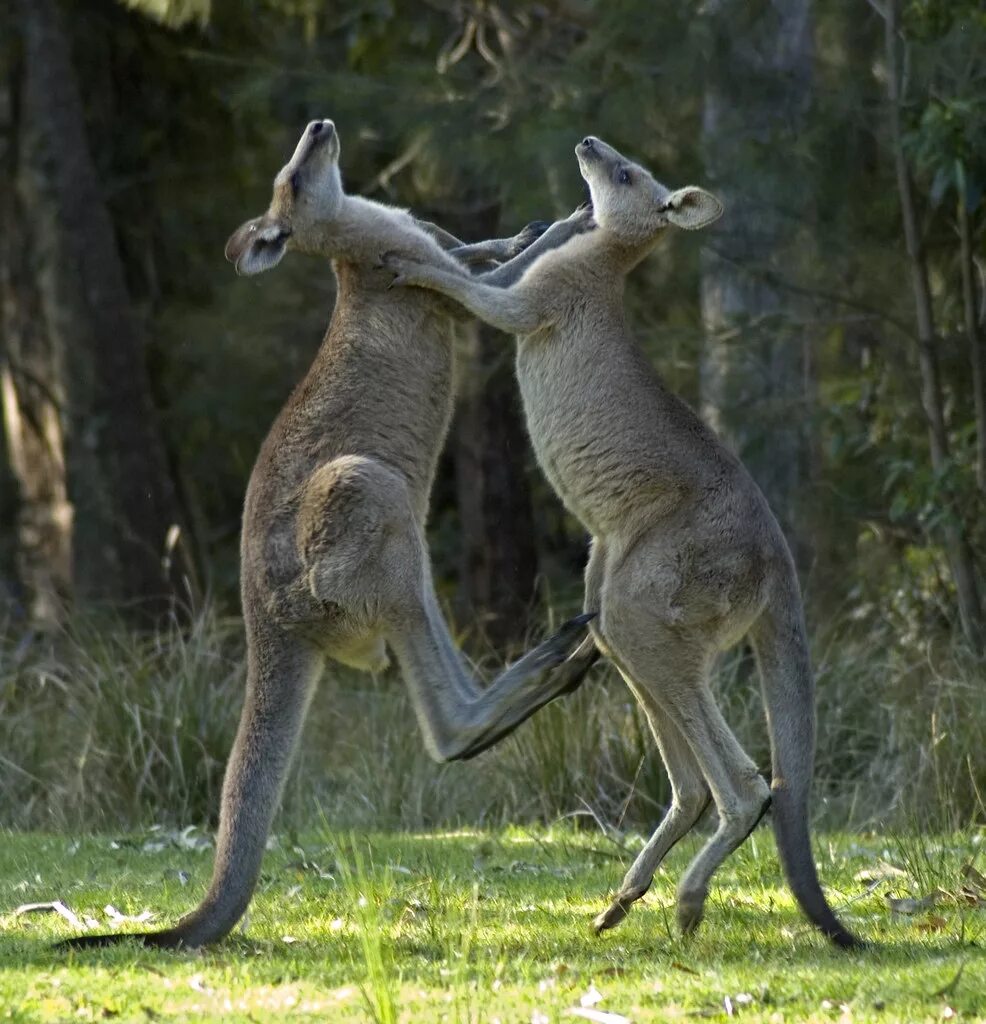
[224,215,290,276]
[663,187,723,231]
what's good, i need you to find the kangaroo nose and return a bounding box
[309,119,334,137]
[581,137,595,149]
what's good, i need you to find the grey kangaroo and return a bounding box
[60,120,594,950]
[382,136,860,949]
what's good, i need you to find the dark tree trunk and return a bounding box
[0,6,73,625]
[883,0,983,651]
[453,317,540,651]
[443,202,540,652]
[15,0,186,615]
[699,0,817,572]
[957,194,986,494]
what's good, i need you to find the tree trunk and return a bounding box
[452,316,540,651]
[0,9,73,625]
[441,203,539,653]
[699,0,818,572]
[15,0,186,615]
[957,193,986,493]
[883,0,983,651]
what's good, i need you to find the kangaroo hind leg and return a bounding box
[594,695,710,934]
[602,617,769,938]
[389,585,594,762]
[662,665,770,936]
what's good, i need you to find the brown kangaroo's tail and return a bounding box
[751,591,862,950]
[56,628,322,951]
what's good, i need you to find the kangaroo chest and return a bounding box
[515,328,626,537]
[515,322,701,539]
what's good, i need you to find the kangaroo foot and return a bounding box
[451,614,598,761]
[593,885,648,934]
[530,611,597,667]
[552,637,600,697]
[676,886,708,936]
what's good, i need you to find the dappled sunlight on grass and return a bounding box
[2,827,984,1022]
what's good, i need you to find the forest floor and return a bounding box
[2,826,984,1023]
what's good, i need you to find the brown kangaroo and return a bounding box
[59,120,593,950]
[381,136,860,949]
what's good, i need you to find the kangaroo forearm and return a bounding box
[415,219,465,250]
[416,221,542,263]
[481,216,591,288]
[450,237,522,265]
[410,269,545,334]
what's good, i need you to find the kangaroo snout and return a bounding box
[307,119,335,138]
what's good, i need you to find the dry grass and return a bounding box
[0,604,983,834]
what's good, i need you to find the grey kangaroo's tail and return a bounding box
[751,593,861,950]
[57,630,322,951]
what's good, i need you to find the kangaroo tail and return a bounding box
[56,628,322,952]
[751,590,861,950]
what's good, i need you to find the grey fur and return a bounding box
[58,120,592,951]
[382,136,859,949]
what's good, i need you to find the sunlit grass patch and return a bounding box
[2,827,984,1022]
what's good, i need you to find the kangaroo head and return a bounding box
[225,119,344,276]
[575,136,722,245]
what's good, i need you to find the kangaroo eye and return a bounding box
[618,168,631,185]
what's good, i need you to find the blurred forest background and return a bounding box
[1,0,984,835]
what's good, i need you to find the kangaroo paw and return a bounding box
[676,888,708,936]
[552,638,601,697]
[593,889,644,934]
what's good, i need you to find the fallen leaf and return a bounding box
[176,826,211,851]
[886,891,942,914]
[580,985,604,1008]
[14,901,84,930]
[960,863,986,893]
[854,862,907,883]
[104,905,153,926]
[917,915,948,933]
[567,1010,632,1024]
[958,886,982,906]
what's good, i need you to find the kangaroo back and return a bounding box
[750,588,860,948]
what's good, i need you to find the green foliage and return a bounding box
[73,0,982,638]
[122,0,210,28]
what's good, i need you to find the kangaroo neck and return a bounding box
[591,228,656,277]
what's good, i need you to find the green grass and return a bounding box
[3,827,985,1022]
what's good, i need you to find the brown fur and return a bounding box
[58,121,592,951]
